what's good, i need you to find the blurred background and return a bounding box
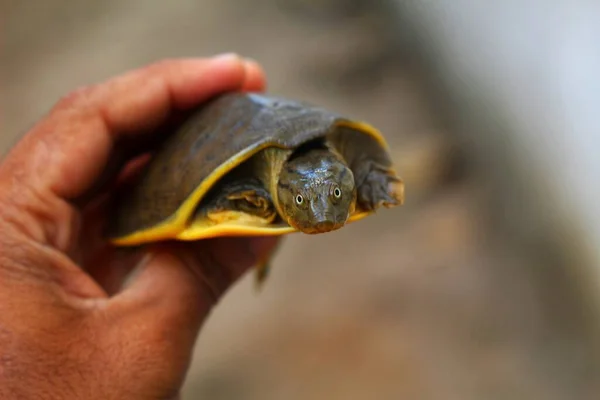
[3,0,600,399]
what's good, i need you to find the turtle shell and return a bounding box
[108,92,395,246]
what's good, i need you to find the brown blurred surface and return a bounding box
[3,1,599,399]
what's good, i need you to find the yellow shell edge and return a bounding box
[173,210,372,241]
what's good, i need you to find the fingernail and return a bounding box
[211,52,241,63]
[243,57,264,75]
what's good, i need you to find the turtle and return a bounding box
[108,92,404,285]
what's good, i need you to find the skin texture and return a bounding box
[0,54,279,400]
[276,148,357,234]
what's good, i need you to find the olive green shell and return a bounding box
[108,92,392,245]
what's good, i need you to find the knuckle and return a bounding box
[0,183,77,252]
[53,84,97,112]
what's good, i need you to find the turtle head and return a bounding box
[276,149,356,234]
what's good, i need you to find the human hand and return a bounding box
[0,54,278,399]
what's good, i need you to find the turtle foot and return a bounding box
[254,259,271,290]
[253,238,283,291]
[356,164,404,211]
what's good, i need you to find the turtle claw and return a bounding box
[254,259,271,291]
[252,239,283,292]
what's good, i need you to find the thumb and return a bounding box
[115,249,211,345]
[97,237,279,396]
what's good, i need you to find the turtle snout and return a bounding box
[308,215,344,234]
[315,219,335,232]
[297,196,349,234]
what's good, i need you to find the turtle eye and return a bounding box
[333,187,342,199]
[295,194,304,205]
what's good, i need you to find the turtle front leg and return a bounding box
[204,179,278,223]
[355,161,404,211]
[226,190,275,221]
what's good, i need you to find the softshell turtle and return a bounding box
[108,92,404,284]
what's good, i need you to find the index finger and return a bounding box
[0,54,266,200]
